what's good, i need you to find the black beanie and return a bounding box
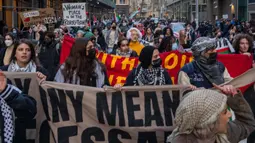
[139,46,155,69]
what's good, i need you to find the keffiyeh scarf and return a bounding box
[133,65,166,86]
[0,97,14,143]
[8,61,37,72]
[116,49,133,57]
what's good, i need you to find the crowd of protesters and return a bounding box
[0,15,254,143]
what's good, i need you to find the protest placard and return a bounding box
[19,8,57,27]
[62,3,86,26]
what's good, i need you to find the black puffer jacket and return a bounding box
[38,41,60,81]
[0,84,36,143]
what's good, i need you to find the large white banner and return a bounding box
[62,3,86,26]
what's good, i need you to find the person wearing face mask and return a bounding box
[0,33,15,66]
[11,28,18,39]
[54,38,109,87]
[127,28,144,55]
[178,37,233,89]
[38,32,60,81]
[124,46,172,86]
[105,22,119,54]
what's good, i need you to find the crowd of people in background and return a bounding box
[0,15,254,143]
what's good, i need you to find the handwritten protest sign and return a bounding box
[62,3,86,26]
[19,8,57,27]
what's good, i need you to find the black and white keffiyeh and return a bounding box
[133,65,166,86]
[116,49,133,57]
[0,97,14,143]
[7,61,37,72]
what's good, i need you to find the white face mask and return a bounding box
[5,40,13,47]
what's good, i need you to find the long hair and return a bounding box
[62,38,106,85]
[233,34,253,54]
[92,27,103,37]
[4,33,16,47]
[144,27,153,36]
[9,39,40,67]
[158,36,173,53]
[4,33,15,41]
[163,27,174,37]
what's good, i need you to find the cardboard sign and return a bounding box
[19,8,57,27]
[62,3,86,26]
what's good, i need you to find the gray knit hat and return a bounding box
[191,37,217,58]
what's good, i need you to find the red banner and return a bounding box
[61,36,253,88]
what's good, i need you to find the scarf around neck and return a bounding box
[0,96,14,143]
[195,58,224,85]
[116,49,133,57]
[8,61,37,72]
[133,64,166,86]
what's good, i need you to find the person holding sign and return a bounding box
[233,34,254,57]
[54,38,109,87]
[178,37,233,89]
[0,71,36,143]
[124,46,172,86]
[111,37,138,57]
[167,86,255,143]
[0,39,48,81]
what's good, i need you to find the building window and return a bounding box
[251,13,255,20]
[249,0,255,3]
[120,0,125,4]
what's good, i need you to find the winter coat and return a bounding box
[38,41,60,81]
[0,84,37,143]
